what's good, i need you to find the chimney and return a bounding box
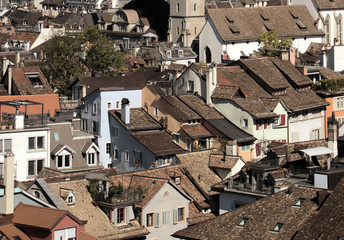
[2,57,8,78]
[15,114,24,130]
[328,112,338,159]
[288,47,296,65]
[206,63,217,105]
[3,154,14,216]
[15,52,20,67]
[7,67,12,95]
[121,98,130,124]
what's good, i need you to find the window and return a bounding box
[114,148,120,160]
[312,129,320,140]
[125,150,129,162]
[166,51,171,57]
[185,138,191,150]
[133,150,142,164]
[25,73,42,86]
[338,15,343,44]
[92,121,99,134]
[237,217,250,227]
[107,101,112,110]
[271,222,284,233]
[0,139,12,153]
[188,80,194,92]
[162,211,171,225]
[242,119,248,128]
[241,144,250,151]
[334,97,344,110]
[178,50,183,56]
[92,102,97,114]
[294,198,306,207]
[175,176,181,185]
[112,126,119,138]
[28,136,44,150]
[176,3,179,12]
[154,106,159,116]
[255,143,261,156]
[54,132,60,141]
[279,114,286,125]
[106,143,111,155]
[87,153,96,165]
[28,159,44,176]
[67,195,74,205]
[115,100,121,109]
[173,134,180,144]
[177,27,180,35]
[178,207,184,221]
[194,3,197,11]
[57,155,72,168]
[84,101,89,112]
[117,208,125,223]
[82,119,88,131]
[324,15,331,45]
[146,213,154,227]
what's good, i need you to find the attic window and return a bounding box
[25,73,43,87]
[294,197,306,207]
[260,13,269,21]
[237,217,250,227]
[295,19,307,30]
[178,50,184,56]
[166,51,171,57]
[271,222,284,233]
[228,25,240,35]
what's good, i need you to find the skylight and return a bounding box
[271,222,284,233]
[294,197,306,207]
[237,217,250,227]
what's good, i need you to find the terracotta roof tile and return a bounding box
[0,222,31,240]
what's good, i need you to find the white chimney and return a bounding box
[7,67,12,95]
[3,154,14,215]
[121,98,130,124]
[2,57,8,78]
[206,63,217,105]
[15,52,20,67]
[15,115,24,130]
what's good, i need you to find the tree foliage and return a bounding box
[41,27,125,96]
[257,30,292,57]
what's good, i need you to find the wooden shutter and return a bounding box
[255,143,261,156]
[280,114,286,125]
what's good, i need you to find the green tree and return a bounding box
[257,30,292,57]
[41,27,125,96]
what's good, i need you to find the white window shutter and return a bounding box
[155,213,160,228]
[126,207,130,224]
[167,210,170,224]
[173,209,178,225]
[114,209,118,225]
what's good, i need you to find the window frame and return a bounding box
[28,159,44,177]
[107,101,112,110]
[28,136,45,150]
[106,142,111,155]
[56,154,72,169]
[237,217,250,227]
[92,102,97,114]
[117,207,125,224]
[271,222,284,233]
[146,213,154,227]
[177,207,184,222]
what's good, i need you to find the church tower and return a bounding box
[168,0,205,47]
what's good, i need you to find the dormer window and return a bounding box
[178,50,183,56]
[237,217,250,227]
[294,198,306,207]
[271,222,284,233]
[25,73,43,87]
[23,20,27,25]
[60,188,75,205]
[166,50,171,57]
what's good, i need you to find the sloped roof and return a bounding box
[173,186,321,239]
[8,32,39,43]
[314,0,344,10]
[109,108,162,131]
[131,131,184,156]
[13,203,85,230]
[40,0,65,6]
[294,178,344,239]
[47,179,148,239]
[208,154,241,170]
[207,5,323,43]
[310,66,344,80]
[36,178,67,210]
[160,95,200,121]
[52,12,99,27]
[182,124,213,139]
[0,222,31,240]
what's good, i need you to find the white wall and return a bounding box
[31,28,65,50]
[199,19,223,63]
[314,173,328,189]
[142,183,190,240]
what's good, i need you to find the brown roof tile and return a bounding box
[182,124,213,139]
[208,154,241,170]
[0,222,31,240]
[207,5,323,43]
[174,186,321,239]
[314,0,344,10]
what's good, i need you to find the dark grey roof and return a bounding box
[36,178,66,210]
[208,118,255,143]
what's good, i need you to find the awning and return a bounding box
[142,32,157,38]
[300,147,333,156]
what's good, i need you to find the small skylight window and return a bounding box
[237,217,250,227]
[54,132,60,142]
[294,198,306,207]
[271,222,284,233]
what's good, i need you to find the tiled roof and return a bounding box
[109,164,214,221]
[182,124,213,139]
[173,186,321,239]
[294,178,344,239]
[52,12,99,27]
[0,222,31,240]
[13,203,84,230]
[207,5,323,43]
[160,95,200,121]
[131,131,184,156]
[40,0,65,6]
[10,66,54,95]
[310,66,344,80]
[8,32,39,43]
[176,150,223,196]
[7,10,43,26]
[47,179,148,240]
[109,108,162,131]
[314,0,344,10]
[208,154,241,170]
